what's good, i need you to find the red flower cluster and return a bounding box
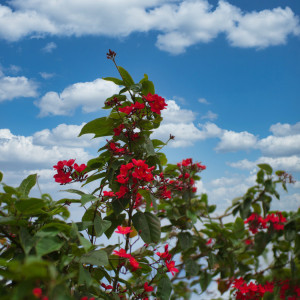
[278,279,300,299]
[101,283,113,290]
[80,297,95,300]
[113,248,141,272]
[143,93,167,115]
[169,158,206,194]
[232,278,274,300]
[118,101,145,115]
[53,159,87,184]
[244,212,286,234]
[107,140,127,155]
[156,245,179,276]
[32,288,48,300]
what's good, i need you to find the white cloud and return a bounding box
[229,156,300,173]
[201,110,218,121]
[198,98,210,105]
[227,6,300,48]
[0,73,38,102]
[0,128,91,170]
[42,42,57,53]
[32,123,100,148]
[39,72,55,79]
[258,134,300,157]
[0,1,298,54]
[270,122,300,137]
[162,100,196,123]
[35,78,120,116]
[215,130,257,152]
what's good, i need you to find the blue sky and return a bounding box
[0,0,300,220]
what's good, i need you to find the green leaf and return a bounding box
[157,152,167,166]
[15,198,45,213]
[233,217,245,239]
[152,139,166,148]
[20,227,35,255]
[157,276,172,300]
[79,265,92,287]
[0,171,3,182]
[87,157,107,169]
[257,164,273,175]
[79,117,114,138]
[104,213,126,239]
[130,83,142,93]
[178,232,193,250]
[81,194,98,206]
[118,66,134,86]
[63,189,86,196]
[80,250,108,266]
[18,174,37,197]
[186,258,199,276]
[143,135,156,157]
[132,212,161,244]
[94,215,111,237]
[103,77,124,86]
[35,236,64,257]
[141,80,155,95]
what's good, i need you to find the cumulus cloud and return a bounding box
[0,72,38,102]
[32,123,101,148]
[42,42,57,53]
[0,0,298,53]
[215,130,258,152]
[228,156,300,173]
[0,128,91,170]
[35,78,120,116]
[270,122,300,137]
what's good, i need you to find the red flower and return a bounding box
[206,238,213,245]
[113,248,131,258]
[165,260,179,276]
[144,93,167,114]
[101,283,113,290]
[119,105,133,115]
[54,170,72,184]
[103,191,115,197]
[115,186,129,198]
[32,288,43,298]
[115,226,133,235]
[129,257,141,271]
[74,163,87,173]
[144,282,154,292]
[113,124,125,136]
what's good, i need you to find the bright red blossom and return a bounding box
[144,282,154,292]
[165,260,179,276]
[144,93,167,114]
[32,288,43,298]
[115,226,133,235]
[113,248,131,258]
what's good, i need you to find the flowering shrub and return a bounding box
[0,50,299,299]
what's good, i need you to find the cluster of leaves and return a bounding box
[0,51,299,300]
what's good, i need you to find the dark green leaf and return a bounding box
[157,276,172,300]
[130,83,142,93]
[35,236,64,257]
[63,189,86,196]
[80,250,108,266]
[0,171,3,182]
[15,198,45,213]
[94,215,111,237]
[81,194,98,206]
[104,213,126,238]
[103,77,124,86]
[186,258,199,276]
[157,152,167,166]
[257,164,273,175]
[132,211,161,244]
[178,232,193,250]
[233,217,245,239]
[79,265,92,287]
[79,117,114,138]
[18,174,37,197]
[20,227,35,255]
[141,80,155,95]
[118,66,134,86]
[143,135,156,157]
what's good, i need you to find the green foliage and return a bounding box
[0,54,299,300]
